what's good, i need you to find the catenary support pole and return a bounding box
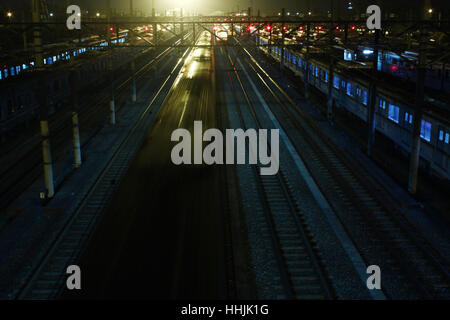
[408,51,426,194]
[107,0,116,125]
[367,29,380,157]
[70,72,82,168]
[37,82,54,198]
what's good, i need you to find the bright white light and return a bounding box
[363,49,374,55]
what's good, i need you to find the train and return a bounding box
[0,31,131,137]
[0,30,129,82]
[256,35,450,181]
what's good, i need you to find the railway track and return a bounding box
[16,43,193,300]
[0,34,188,213]
[239,44,450,299]
[224,47,334,299]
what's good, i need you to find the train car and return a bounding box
[216,30,228,43]
[255,35,450,181]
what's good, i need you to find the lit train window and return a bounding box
[420,120,432,142]
[333,76,339,89]
[405,112,413,124]
[363,91,368,105]
[445,133,450,144]
[11,67,15,76]
[388,104,400,123]
[439,130,444,141]
[379,99,386,110]
[324,72,328,83]
[346,82,353,96]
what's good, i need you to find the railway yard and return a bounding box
[0,1,449,301]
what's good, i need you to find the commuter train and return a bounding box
[256,36,450,181]
[0,32,131,137]
[380,51,450,92]
[0,31,128,83]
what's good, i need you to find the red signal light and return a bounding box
[266,25,272,31]
[317,26,322,30]
[282,26,287,31]
[109,27,114,32]
[351,26,356,30]
[299,26,303,30]
[336,26,340,30]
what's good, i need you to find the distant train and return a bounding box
[379,51,450,92]
[216,30,229,43]
[0,33,132,137]
[256,36,450,181]
[0,31,128,82]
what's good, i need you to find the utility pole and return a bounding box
[22,11,28,51]
[180,8,184,50]
[69,71,82,168]
[152,5,158,46]
[130,38,137,103]
[327,10,335,124]
[107,0,116,125]
[130,0,134,16]
[32,0,43,69]
[280,8,285,69]
[304,23,311,99]
[37,81,54,198]
[367,29,380,157]
[407,0,428,194]
[408,51,426,195]
[33,0,54,198]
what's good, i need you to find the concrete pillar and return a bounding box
[31,0,44,69]
[37,83,54,198]
[72,112,82,168]
[70,72,82,168]
[408,52,426,194]
[131,58,137,103]
[327,61,335,123]
[110,98,116,125]
[41,120,54,198]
